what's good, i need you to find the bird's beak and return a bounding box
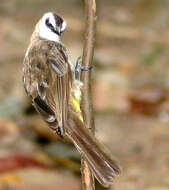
[54,27,61,36]
[57,27,61,35]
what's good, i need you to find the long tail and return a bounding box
[66,111,121,187]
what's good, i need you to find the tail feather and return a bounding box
[66,112,121,187]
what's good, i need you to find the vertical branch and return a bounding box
[80,0,97,190]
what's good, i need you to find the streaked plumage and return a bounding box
[23,12,121,187]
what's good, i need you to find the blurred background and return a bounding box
[0,0,169,190]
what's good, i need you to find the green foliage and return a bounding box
[142,45,164,65]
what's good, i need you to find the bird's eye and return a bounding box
[45,18,53,28]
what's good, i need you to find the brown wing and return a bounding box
[47,42,72,132]
[23,40,72,133]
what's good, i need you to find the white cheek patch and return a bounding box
[39,23,60,42]
[43,12,55,25]
[49,14,56,28]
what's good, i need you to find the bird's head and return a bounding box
[35,12,67,42]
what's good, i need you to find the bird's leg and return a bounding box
[75,56,82,80]
[75,56,92,80]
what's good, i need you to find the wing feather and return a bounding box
[23,40,72,133]
[47,43,72,131]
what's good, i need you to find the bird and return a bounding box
[22,12,121,187]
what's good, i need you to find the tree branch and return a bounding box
[80,0,97,190]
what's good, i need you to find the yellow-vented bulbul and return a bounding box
[23,12,121,187]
